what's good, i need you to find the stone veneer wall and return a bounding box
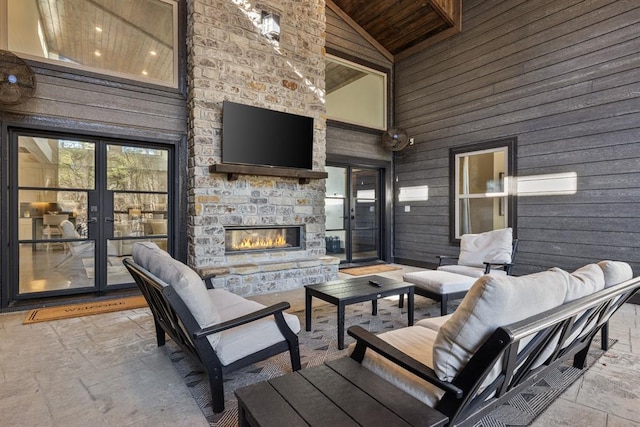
[186,0,338,296]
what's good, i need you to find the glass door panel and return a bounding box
[106,145,169,286]
[351,168,379,262]
[325,166,347,261]
[17,137,96,295]
[324,165,381,264]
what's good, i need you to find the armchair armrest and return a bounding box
[201,273,216,289]
[347,325,463,398]
[483,262,515,274]
[437,255,459,267]
[193,301,291,339]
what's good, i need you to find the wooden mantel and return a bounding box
[209,164,328,184]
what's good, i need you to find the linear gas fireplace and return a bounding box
[225,226,303,254]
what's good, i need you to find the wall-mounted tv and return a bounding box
[222,101,314,170]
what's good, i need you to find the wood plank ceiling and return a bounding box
[330,0,461,60]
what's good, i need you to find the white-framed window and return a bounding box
[325,54,388,130]
[1,0,179,88]
[451,139,515,240]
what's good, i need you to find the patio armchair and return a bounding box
[123,242,301,413]
[437,227,518,277]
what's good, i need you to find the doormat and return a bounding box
[23,295,147,324]
[341,264,400,276]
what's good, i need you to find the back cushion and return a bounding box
[458,228,513,267]
[132,241,170,270]
[598,260,633,288]
[433,269,568,381]
[132,242,221,345]
[555,263,605,303]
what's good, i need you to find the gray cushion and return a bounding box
[132,242,222,346]
[356,326,444,407]
[598,260,633,288]
[433,269,568,381]
[554,263,605,303]
[132,241,170,270]
[458,227,513,268]
[210,289,300,365]
[415,314,452,331]
[403,270,476,294]
[437,264,508,277]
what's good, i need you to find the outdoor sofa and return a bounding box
[348,260,639,426]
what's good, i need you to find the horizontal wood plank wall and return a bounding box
[0,67,186,142]
[325,6,393,162]
[394,0,640,275]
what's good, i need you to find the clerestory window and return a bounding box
[1,0,178,87]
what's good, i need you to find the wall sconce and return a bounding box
[261,11,280,41]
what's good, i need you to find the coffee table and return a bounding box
[235,357,448,427]
[305,275,414,350]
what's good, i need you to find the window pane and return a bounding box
[326,166,346,197]
[7,0,176,86]
[19,136,95,190]
[107,145,169,192]
[458,151,504,194]
[458,198,506,235]
[325,56,387,130]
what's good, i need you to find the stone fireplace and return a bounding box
[186,0,339,296]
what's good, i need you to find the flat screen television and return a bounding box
[222,101,314,170]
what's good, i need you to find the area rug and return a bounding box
[166,298,609,427]
[341,264,401,276]
[23,296,147,324]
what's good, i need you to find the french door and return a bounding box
[11,131,171,301]
[325,165,382,264]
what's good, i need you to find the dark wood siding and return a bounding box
[0,66,186,141]
[394,0,640,275]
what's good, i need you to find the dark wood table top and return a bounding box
[305,275,412,303]
[235,357,448,427]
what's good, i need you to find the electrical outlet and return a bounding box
[404,205,411,212]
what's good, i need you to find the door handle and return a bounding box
[87,217,98,224]
[105,218,115,222]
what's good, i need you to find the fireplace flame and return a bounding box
[233,233,288,250]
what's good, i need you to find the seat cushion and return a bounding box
[458,227,513,268]
[133,242,222,346]
[433,269,569,381]
[437,264,507,278]
[356,326,444,407]
[415,314,453,331]
[211,289,300,365]
[403,270,477,294]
